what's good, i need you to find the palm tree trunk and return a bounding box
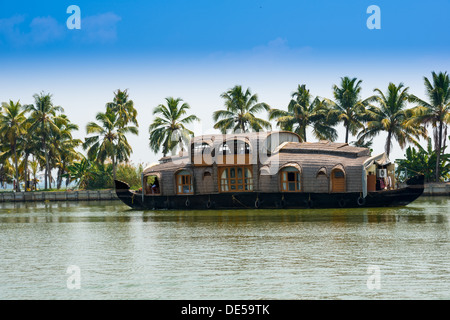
[345,126,349,144]
[57,166,63,189]
[443,125,448,154]
[13,145,20,192]
[42,135,48,189]
[436,121,443,182]
[112,156,117,180]
[49,164,53,189]
[24,153,29,191]
[301,123,307,142]
[385,131,392,158]
[44,166,48,189]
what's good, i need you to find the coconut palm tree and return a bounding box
[269,84,337,142]
[106,89,139,127]
[0,158,14,188]
[409,71,450,182]
[18,119,44,191]
[63,156,93,189]
[48,114,82,189]
[84,109,138,180]
[149,97,200,157]
[326,77,368,143]
[358,83,426,158]
[213,85,271,134]
[25,92,65,189]
[0,100,27,191]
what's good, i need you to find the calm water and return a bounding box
[0,197,448,300]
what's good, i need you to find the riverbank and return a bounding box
[0,189,118,202]
[422,182,450,196]
[0,182,448,203]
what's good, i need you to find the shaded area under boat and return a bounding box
[114,175,424,210]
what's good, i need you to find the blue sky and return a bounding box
[1,0,449,165]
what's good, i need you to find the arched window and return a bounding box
[144,175,160,195]
[315,168,329,193]
[191,142,213,165]
[219,167,253,192]
[280,166,301,192]
[331,167,346,193]
[176,170,193,194]
[218,140,251,155]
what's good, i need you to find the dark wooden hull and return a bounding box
[114,175,424,210]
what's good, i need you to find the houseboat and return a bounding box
[114,131,424,210]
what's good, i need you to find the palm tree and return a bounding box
[48,114,81,189]
[63,156,93,189]
[25,92,65,189]
[17,119,40,191]
[0,158,14,188]
[409,71,450,182]
[28,157,40,190]
[106,89,138,127]
[84,109,138,180]
[149,97,200,157]
[358,83,426,157]
[269,84,337,142]
[0,100,27,191]
[213,85,271,133]
[327,77,367,143]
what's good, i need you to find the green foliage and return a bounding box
[63,157,93,189]
[115,162,143,190]
[213,85,271,134]
[149,97,199,156]
[86,163,114,190]
[409,71,450,181]
[269,84,337,142]
[358,83,426,157]
[395,137,450,183]
[326,76,367,143]
[63,158,143,190]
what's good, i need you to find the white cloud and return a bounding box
[205,37,313,65]
[0,12,122,47]
[0,15,27,46]
[74,12,122,44]
[0,15,65,46]
[29,16,65,44]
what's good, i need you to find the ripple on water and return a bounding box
[0,198,449,299]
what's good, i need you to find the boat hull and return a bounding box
[114,176,424,210]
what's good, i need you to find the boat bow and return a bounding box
[114,180,142,208]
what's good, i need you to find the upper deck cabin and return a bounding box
[142,131,395,198]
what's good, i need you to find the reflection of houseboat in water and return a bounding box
[115,131,424,210]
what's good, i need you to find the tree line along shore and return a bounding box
[1,72,449,193]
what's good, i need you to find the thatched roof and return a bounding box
[143,132,376,175]
[278,141,370,158]
[190,131,301,151]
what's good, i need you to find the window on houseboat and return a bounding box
[145,175,160,195]
[219,142,232,155]
[280,167,301,192]
[191,142,214,164]
[331,169,346,193]
[176,170,193,194]
[192,142,212,156]
[219,167,253,192]
[218,140,251,155]
[236,140,250,154]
